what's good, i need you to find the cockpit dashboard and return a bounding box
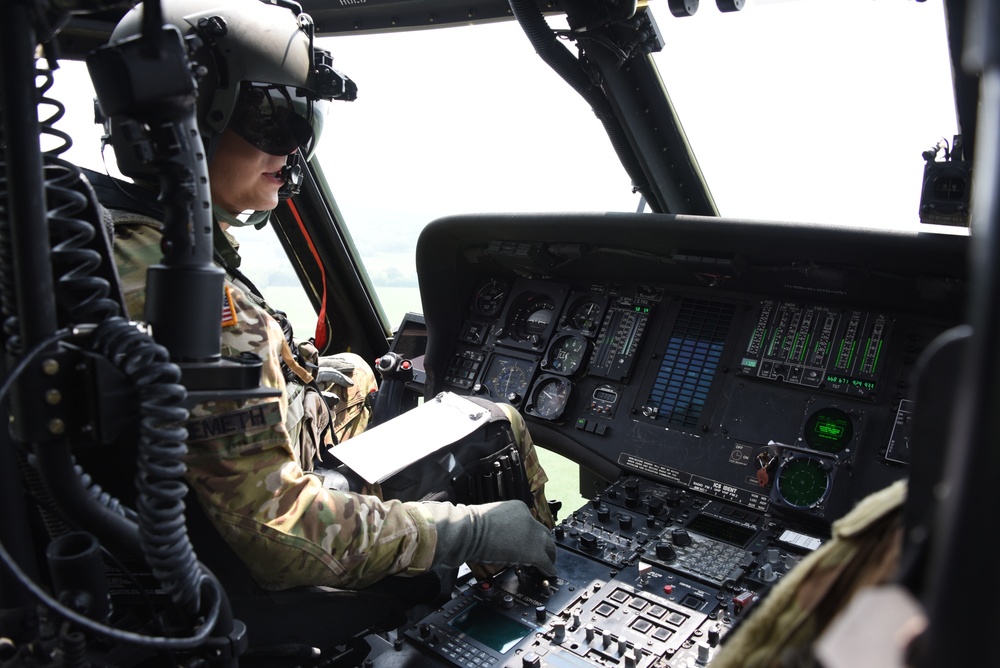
[414,213,965,523]
[367,213,968,666]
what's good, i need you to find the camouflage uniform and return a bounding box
[710,479,906,668]
[110,210,551,590]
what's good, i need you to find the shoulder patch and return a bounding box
[221,285,238,328]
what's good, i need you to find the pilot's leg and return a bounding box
[320,352,377,444]
[288,352,375,474]
[495,402,555,530]
[286,383,331,472]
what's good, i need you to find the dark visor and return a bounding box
[228,83,327,159]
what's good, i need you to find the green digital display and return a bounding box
[804,407,853,452]
[816,421,844,439]
[825,374,877,393]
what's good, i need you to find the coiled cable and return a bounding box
[92,316,208,615]
[0,328,221,649]
[37,59,121,325]
[3,6,225,653]
[38,59,206,611]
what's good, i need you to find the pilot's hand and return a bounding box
[425,500,557,577]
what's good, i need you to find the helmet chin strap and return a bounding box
[213,204,271,228]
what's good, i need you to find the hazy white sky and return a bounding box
[48,0,959,328]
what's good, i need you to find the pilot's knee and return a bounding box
[495,401,529,444]
[325,351,377,394]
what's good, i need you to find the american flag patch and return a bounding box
[221,285,238,328]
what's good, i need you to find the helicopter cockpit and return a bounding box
[1,1,995,667]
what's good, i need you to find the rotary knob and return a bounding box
[579,532,599,552]
[654,542,677,561]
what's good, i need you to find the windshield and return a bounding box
[49,0,957,331]
[649,0,958,226]
[311,0,956,326]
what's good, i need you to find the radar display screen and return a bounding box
[775,456,831,509]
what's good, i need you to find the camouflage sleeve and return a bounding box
[195,282,439,590]
[709,479,906,668]
[111,213,439,590]
[110,211,164,319]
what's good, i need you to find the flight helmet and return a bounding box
[105,0,356,200]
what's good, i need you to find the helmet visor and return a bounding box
[228,83,327,159]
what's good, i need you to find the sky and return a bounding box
[47,0,959,329]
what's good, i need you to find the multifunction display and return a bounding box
[738,301,890,398]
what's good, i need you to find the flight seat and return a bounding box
[52,166,442,664]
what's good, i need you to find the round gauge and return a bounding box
[803,407,853,453]
[529,375,573,420]
[483,356,533,404]
[775,456,831,509]
[546,334,588,375]
[568,297,602,334]
[505,292,556,343]
[473,279,508,316]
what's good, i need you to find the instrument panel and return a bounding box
[436,273,948,527]
[416,214,966,531]
[380,213,967,668]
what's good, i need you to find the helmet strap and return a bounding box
[212,203,271,228]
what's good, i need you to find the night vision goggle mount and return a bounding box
[275,47,356,200]
[313,47,357,102]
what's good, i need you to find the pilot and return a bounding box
[100,0,555,590]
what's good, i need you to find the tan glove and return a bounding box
[425,500,557,577]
